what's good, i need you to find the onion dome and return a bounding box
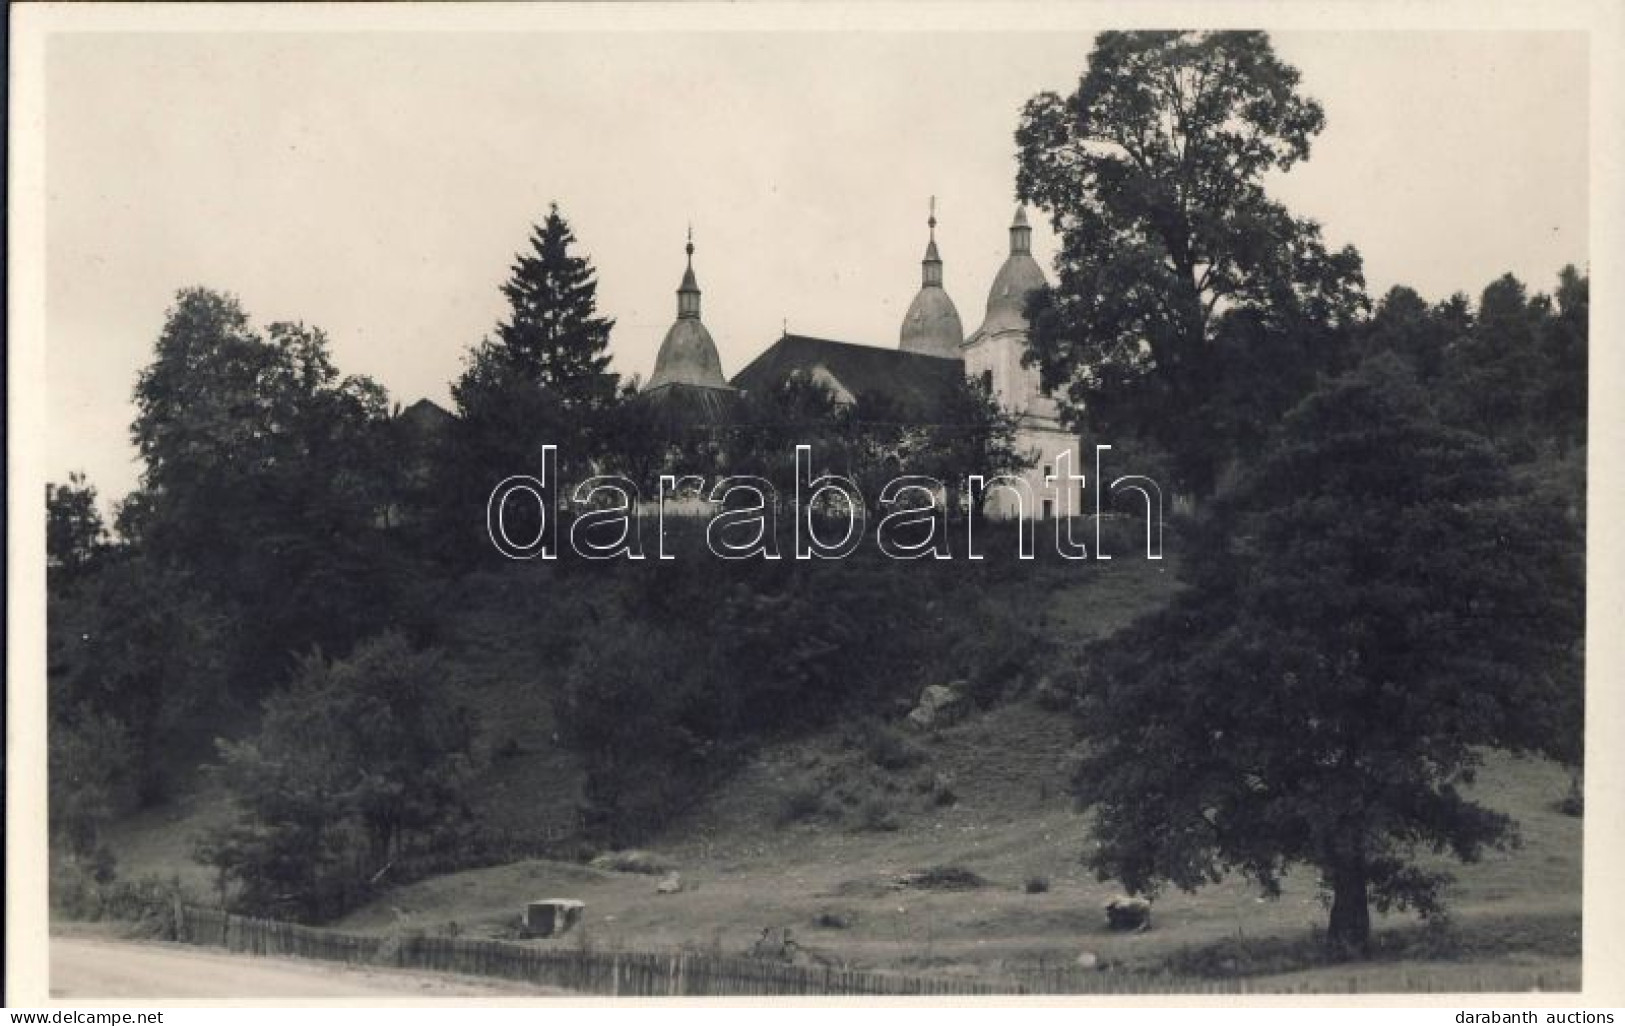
[647,229,731,391]
[899,198,965,359]
[975,207,1047,338]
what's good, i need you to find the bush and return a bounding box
[950,601,1049,708]
[928,772,957,807]
[589,850,677,875]
[857,721,925,771]
[897,866,987,890]
[198,632,478,923]
[858,798,900,832]
[1024,875,1051,894]
[776,785,828,827]
[1556,776,1584,817]
[51,870,187,937]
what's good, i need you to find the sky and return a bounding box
[42,29,1588,506]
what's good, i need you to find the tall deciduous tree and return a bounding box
[128,287,396,692]
[1439,273,1545,460]
[1070,354,1583,954]
[1016,31,1366,495]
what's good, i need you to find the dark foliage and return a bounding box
[1072,354,1584,954]
[198,633,478,922]
[1017,31,1366,495]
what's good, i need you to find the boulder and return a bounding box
[1104,896,1152,931]
[906,682,971,731]
[1075,950,1099,970]
[522,899,584,938]
[656,871,683,894]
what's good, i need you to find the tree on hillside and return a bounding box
[916,375,1032,520]
[1353,286,1450,384]
[54,556,235,803]
[47,472,107,580]
[1541,265,1588,456]
[1070,354,1583,954]
[1438,273,1547,460]
[198,632,477,921]
[423,207,619,561]
[128,288,398,691]
[478,203,617,409]
[1016,31,1366,495]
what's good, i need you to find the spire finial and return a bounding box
[782,317,788,338]
[920,196,944,287]
[676,227,701,318]
[1009,206,1032,255]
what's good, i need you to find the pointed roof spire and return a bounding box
[921,196,943,286]
[1009,206,1032,256]
[677,225,700,317]
[647,227,730,393]
[900,196,964,358]
[973,207,1047,339]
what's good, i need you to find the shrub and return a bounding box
[197,632,478,923]
[858,798,900,832]
[858,721,925,771]
[776,785,828,827]
[950,601,1049,707]
[1024,875,1051,894]
[589,850,677,875]
[1557,776,1584,817]
[897,866,987,890]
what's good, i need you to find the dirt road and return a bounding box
[48,936,567,999]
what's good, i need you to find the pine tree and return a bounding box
[481,203,617,409]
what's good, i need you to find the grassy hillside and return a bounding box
[96,552,1580,991]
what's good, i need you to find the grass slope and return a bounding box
[94,555,1580,991]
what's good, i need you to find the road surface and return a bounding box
[49,935,568,999]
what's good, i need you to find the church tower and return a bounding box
[962,207,1052,415]
[962,207,1078,520]
[646,229,732,395]
[898,197,965,359]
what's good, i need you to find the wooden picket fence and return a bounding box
[175,905,1030,996]
[171,906,1571,996]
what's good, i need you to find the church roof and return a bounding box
[731,334,963,418]
[973,207,1048,339]
[647,316,731,392]
[899,199,964,358]
[901,287,965,358]
[398,397,455,430]
[641,377,739,424]
[646,231,733,393]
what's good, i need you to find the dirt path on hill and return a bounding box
[48,935,569,999]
